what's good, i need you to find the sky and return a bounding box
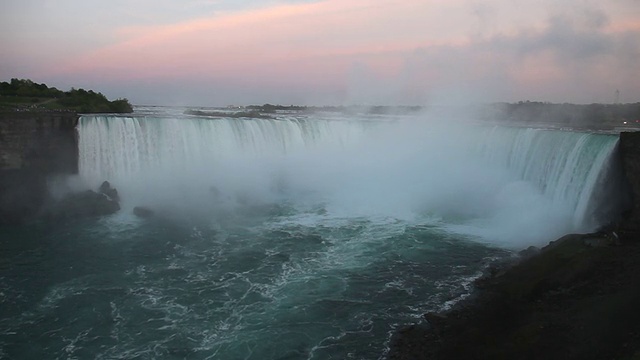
[1,0,639,106]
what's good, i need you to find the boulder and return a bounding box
[46,190,120,220]
[99,180,120,202]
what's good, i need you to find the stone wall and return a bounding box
[0,111,78,224]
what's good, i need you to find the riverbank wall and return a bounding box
[0,111,78,224]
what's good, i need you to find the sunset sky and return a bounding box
[1,0,639,106]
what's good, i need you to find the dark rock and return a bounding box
[133,206,154,218]
[0,111,78,173]
[99,180,120,202]
[618,131,640,236]
[0,111,78,224]
[519,245,540,259]
[388,232,640,359]
[582,234,615,247]
[423,312,448,331]
[45,190,120,220]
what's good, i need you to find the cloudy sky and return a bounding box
[1,0,638,106]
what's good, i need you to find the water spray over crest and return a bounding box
[77,112,622,248]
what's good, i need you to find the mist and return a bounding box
[73,111,621,249]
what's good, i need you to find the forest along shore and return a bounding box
[387,133,640,360]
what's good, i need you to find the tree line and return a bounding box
[0,78,133,113]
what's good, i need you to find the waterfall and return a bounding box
[78,115,374,187]
[76,114,624,246]
[472,126,621,230]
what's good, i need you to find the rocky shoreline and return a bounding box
[387,132,640,360]
[387,231,640,359]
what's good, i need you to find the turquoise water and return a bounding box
[0,204,508,359]
[0,110,622,359]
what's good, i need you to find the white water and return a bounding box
[79,115,369,192]
[76,113,620,248]
[472,126,618,229]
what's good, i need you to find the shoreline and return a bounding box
[387,231,640,359]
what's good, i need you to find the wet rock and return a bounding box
[583,235,611,247]
[99,180,119,202]
[424,312,449,332]
[388,232,640,359]
[519,245,540,259]
[46,190,120,220]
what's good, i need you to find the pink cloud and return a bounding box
[45,0,640,104]
[58,0,467,83]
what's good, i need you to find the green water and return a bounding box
[0,203,509,359]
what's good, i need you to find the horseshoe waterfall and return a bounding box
[0,109,626,359]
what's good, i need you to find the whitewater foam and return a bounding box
[76,113,622,248]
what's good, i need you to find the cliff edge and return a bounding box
[0,111,78,224]
[619,131,640,235]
